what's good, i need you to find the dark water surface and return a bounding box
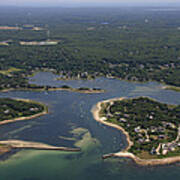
[0,72,179,180]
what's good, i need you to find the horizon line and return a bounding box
[1,4,180,8]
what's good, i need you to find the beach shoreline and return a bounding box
[0,110,47,126]
[0,99,80,155]
[91,97,180,166]
[0,98,48,126]
[162,85,180,92]
[0,98,47,155]
[0,140,80,152]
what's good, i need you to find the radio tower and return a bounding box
[47,30,50,41]
[45,24,50,41]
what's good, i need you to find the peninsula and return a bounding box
[0,98,48,126]
[0,140,80,152]
[92,97,180,166]
[0,98,80,154]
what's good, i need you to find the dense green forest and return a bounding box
[0,7,180,89]
[0,98,46,121]
[100,97,180,158]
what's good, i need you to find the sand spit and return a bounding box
[1,87,105,94]
[0,140,80,152]
[103,152,180,166]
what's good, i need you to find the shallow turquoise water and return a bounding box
[0,72,179,180]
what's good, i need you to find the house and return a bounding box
[150,147,156,155]
[4,109,10,114]
[118,118,127,123]
[134,126,141,133]
[158,135,166,139]
[100,117,107,121]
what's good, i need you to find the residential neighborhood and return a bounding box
[99,97,180,158]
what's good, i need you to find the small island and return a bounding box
[57,85,105,94]
[92,97,180,166]
[1,83,105,94]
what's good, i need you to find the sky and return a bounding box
[1,0,180,7]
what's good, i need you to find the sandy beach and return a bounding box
[0,99,48,155]
[0,140,80,152]
[0,110,47,126]
[162,85,180,92]
[91,97,180,166]
[0,99,81,154]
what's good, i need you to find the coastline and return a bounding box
[91,97,133,151]
[47,87,105,94]
[0,140,80,152]
[162,85,180,92]
[0,98,48,126]
[57,76,180,93]
[0,98,47,155]
[91,97,180,166]
[0,110,47,126]
[0,87,105,94]
[0,99,80,154]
